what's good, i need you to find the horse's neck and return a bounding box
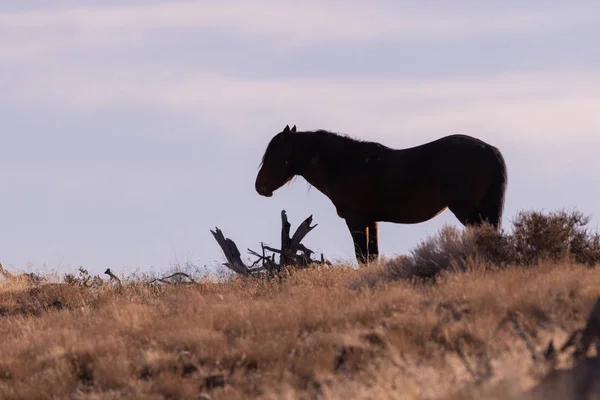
[293,135,337,196]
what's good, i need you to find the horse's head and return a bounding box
[255,124,297,197]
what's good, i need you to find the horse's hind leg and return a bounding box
[449,191,504,229]
[448,202,484,227]
[476,183,505,229]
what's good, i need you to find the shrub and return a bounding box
[367,208,600,285]
[64,267,104,289]
[511,209,600,266]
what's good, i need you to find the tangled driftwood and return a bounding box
[211,210,330,277]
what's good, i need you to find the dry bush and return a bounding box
[366,208,600,286]
[63,267,105,288]
[512,209,600,267]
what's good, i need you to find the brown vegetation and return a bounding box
[0,209,599,399]
[353,208,600,290]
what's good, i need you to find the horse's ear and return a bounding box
[282,125,290,138]
[291,125,296,133]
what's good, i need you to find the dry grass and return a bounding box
[0,259,598,399]
[1,209,599,399]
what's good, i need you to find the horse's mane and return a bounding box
[260,128,392,169]
[297,129,392,160]
[303,129,385,146]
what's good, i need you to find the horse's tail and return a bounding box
[479,146,508,230]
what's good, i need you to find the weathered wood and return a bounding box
[104,268,123,290]
[290,214,317,249]
[147,272,195,285]
[247,248,273,274]
[262,245,281,254]
[280,211,292,266]
[211,210,329,277]
[279,213,320,267]
[210,228,250,276]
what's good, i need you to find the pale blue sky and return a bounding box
[1,1,599,277]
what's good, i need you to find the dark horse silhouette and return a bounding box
[255,125,508,264]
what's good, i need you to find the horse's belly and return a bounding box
[378,185,447,223]
[381,202,447,224]
[329,176,447,223]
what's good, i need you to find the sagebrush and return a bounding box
[355,208,600,289]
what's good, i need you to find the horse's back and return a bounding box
[419,133,497,151]
[415,134,503,166]
[395,133,505,197]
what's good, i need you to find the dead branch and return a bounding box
[279,211,324,268]
[280,210,292,266]
[104,268,123,290]
[210,228,250,276]
[262,245,281,254]
[289,213,317,249]
[211,210,330,278]
[161,272,195,283]
[247,248,274,273]
[148,272,196,285]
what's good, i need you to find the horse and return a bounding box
[255,125,508,265]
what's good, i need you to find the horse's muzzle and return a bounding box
[255,184,273,197]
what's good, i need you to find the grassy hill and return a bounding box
[1,209,599,399]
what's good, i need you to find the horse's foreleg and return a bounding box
[345,219,374,265]
[367,221,379,263]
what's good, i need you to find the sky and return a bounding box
[1,0,599,278]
